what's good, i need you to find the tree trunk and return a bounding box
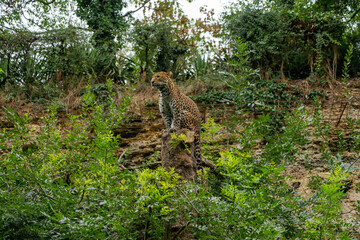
[161,129,197,181]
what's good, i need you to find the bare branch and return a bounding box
[122,0,151,18]
[117,149,127,163]
[176,186,200,215]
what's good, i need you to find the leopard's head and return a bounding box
[151,72,173,89]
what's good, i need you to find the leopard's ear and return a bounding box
[168,72,173,78]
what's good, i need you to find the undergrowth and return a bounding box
[0,78,359,239]
[0,93,358,239]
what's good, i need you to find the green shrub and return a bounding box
[222,2,351,80]
[222,6,290,79]
[0,79,132,239]
[305,166,351,239]
[0,79,357,239]
[223,39,301,122]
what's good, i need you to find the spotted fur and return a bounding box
[151,72,201,164]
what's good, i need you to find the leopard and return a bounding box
[151,71,201,164]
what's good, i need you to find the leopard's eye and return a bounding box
[157,76,160,78]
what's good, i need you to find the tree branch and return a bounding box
[38,0,57,5]
[0,25,92,34]
[172,221,191,240]
[176,186,200,214]
[349,7,360,21]
[122,0,151,18]
[23,0,56,6]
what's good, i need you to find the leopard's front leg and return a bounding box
[162,113,172,129]
[159,98,173,129]
[169,107,181,133]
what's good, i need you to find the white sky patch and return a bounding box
[179,0,233,20]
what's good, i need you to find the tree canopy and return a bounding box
[0,0,359,91]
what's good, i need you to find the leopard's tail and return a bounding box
[194,130,201,168]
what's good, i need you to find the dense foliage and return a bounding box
[1,92,358,238]
[222,0,359,80]
[0,28,94,97]
[131,21,188,81]
[1,0,360,239]
[1,0,359,93]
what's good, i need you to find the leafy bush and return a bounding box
[239,79,298,113]
[196,151,300,239]
[0,79,131,239]
[223,6,290,79]
[0,29,93,92]
[1,76,358,240]
[131,21,189,80]
[1,94,357,239]
[222,1,352,80]
[304,167,351,239]
[307,89,328,101]
[222,40,300,119]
